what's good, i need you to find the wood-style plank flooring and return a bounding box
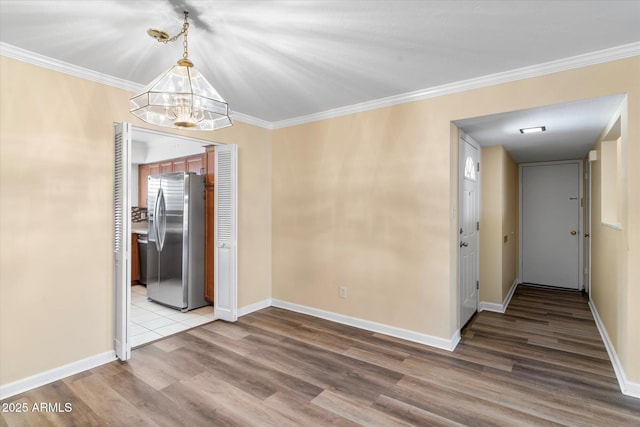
[2,285,640,426]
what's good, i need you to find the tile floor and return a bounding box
[131,284,214,347]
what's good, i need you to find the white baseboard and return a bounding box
[589,300,640,399]
[271,299,460,351]
[0,351,117,400]
[238,298,272,317]
[479,279,519,314]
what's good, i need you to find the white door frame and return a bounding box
[113,122,132,361]
[213,144,238,322]
[585,161,592,294]
[519,160,584,290]
[458,132,480,328]
[113,123,238,358]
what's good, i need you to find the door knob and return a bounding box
[460,241,468,247]
[570,230,577,236]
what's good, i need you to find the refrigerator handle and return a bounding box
[158,188,167,252]
[153,187,163,252]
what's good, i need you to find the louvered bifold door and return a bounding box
[214,144,238,322]
[113,122,131,360]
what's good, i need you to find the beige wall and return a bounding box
[479,145,518,305]
[590,99,639,382]
[590,138,620,347]
[272,56,640,383]
[272,105,454,338]
[502,150,519,297]
[2,53,639,389]
[625,88,640,382]
[479,146,503,304]
[0,57,272,385]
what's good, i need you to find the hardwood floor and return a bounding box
[2,285,639,426]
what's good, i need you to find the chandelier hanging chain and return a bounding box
[152,11,190,60]
[182,20,189,60]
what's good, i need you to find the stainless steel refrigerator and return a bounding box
[147,171,208,312]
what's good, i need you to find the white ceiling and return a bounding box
[0,1,638,162]
[455,94,626,163]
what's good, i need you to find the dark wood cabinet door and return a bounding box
[148,163,160,176]
[160,161,173,174]
[204,146,215,302]
[205,146,215,186]
[187,155,204,175]
[172,159,186,172]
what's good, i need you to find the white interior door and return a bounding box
[214,144,238,322]
[459,135,480,327]
[113,122,131,360]
[521,161,582,289]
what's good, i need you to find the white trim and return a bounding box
[479,279,519,314]
[478,301,503,313]
[3,41,639,131]
[271,42,640,129]
[0,42,141,92]
[238,298,272,317]
[601,221,623,230]
[231,112,274,130]
[132,126,220,147]
[213,144,239,322]
[272,299,460,351]
[0,351,117,400]
[589,300,640,399]
[0,42,271,130]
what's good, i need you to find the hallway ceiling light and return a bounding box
[520,126,546,134]
[129,11,233,131]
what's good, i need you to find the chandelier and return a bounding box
[129,11,233,130]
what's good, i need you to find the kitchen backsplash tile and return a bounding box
[132,207,148,222]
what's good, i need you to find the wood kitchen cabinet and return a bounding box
[138,153,205,208]
[172,158,186,172]
[160,161,173,174]
[204,145,215,302]
[205,147,215,186]
[187,155,204,175]
[131,233,140,284]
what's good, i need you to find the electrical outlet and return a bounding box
[339,287,347,299]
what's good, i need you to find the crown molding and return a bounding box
[0,42,143,93]
[0,42,271,129]
[231,111,274,129]
[271,42,640,129]
[3,41,639,131]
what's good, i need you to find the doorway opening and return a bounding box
[113,123,238,360]
[453,94,625,323]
